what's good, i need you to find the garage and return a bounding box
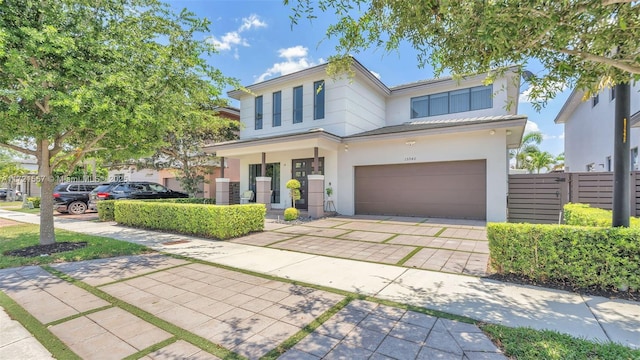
[354,160,486,219]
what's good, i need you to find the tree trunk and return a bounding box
[37,140,56,245]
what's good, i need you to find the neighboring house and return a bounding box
[555,84,640,172]
[108,106,241,198]
[207,58,526,221]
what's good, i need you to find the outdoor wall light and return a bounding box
[344,144,349,152]
[405,140,416,146]
[489,129,496,135]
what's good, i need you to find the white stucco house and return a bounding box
[555,84,640,172]
[206,58,526,222]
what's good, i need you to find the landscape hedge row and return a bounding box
[96,200,116,221]
[113,201,265,239]
[487,223,640,292]
[143,198,215,205]
[564,203,640,227]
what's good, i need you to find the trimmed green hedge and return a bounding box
[143,198,215,204]
[488,223,640,292]
[114,201,265,239]
[564,203,640,227]
[97,200,116,221]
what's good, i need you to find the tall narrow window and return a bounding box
[610,88,615,101]
[272,91,281,127]
[314,80,325,120]
[254,96,263,130]
[293,86,303,123]
[592,94,599,107]
[449,89,470,113]
[632,147,639,170]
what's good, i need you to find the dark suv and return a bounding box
[88,181,188,210]
[53,182,108,214]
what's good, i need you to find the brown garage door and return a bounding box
[354,160,486,219]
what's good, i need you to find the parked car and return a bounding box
[88,181,188,211]
[53,182,108,214]
[0,188,23,200]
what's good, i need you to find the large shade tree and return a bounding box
[0,0,236,244]
[287,0,639,225]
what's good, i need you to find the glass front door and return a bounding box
[249,163,280,204]
[292,158,324,210]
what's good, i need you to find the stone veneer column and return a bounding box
[215,178,230,205]
[256,177,272,209]
[307,175,324,218]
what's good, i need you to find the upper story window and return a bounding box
[592,94,599,107]
[293,86,303,124]
[610,88,615,101]
[410,85,493,119]
[272,91,281,127]
[254,96,263,130]
[314,80,325,120]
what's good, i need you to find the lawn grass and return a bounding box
[0,223,153,269]
[0,200,24,208]
[482,323,640,360]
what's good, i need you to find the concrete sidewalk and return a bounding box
[1,209,639,358]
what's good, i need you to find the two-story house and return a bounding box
[555,84,640,172]
[207,58,526,222]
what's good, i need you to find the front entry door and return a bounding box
[292,158,324,210]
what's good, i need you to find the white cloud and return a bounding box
[525,120,540,134]
[255,46,324,83]
[239,14,267,32]
[207,14,267,55]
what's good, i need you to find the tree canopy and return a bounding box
[0,0,236,244]
[287,0,639,107]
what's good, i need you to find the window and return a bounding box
[592,94,599,107]
[293,86,303,123]
[410,85,493,119]
[449,89,470,113]
[411,96,428,118]
[272,91,281,127]
[606,156,612,172]
[610,88,615,101]
[314,80,325,119]
[632,147,639,171]
[254,96,263,130]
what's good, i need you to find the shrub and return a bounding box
[143,198,215,204]
[286,179,301,208]
[284,207,298,221]
[564,203,640,227]
[27,197,40,208]
[97,200,116,221]
[114,201,265,240]
[488,222,640,292]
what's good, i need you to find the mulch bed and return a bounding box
[4,242,88,257]
[486,273,639,303]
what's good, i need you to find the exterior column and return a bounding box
[307,174,324,218]
[256,176,272,209]
[215,178,230,205]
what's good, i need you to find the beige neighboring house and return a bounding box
[555,85,640,173]
[206,58,527,221]
[108,106,241,198]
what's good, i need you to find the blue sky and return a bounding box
[168,0,568,156]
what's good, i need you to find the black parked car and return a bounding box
[88,181,188,211]
[53,182,107,214]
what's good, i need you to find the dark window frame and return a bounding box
[410,85,493,119]
[293,86,303,124]
[272,91,281,127]
[313,80,325,120]
[254,95,263,130]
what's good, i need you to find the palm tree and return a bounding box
[529,151,555,174]
[552,152,565,171]
[511,131,543,169]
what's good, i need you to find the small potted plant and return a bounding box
[325,183,333,200]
